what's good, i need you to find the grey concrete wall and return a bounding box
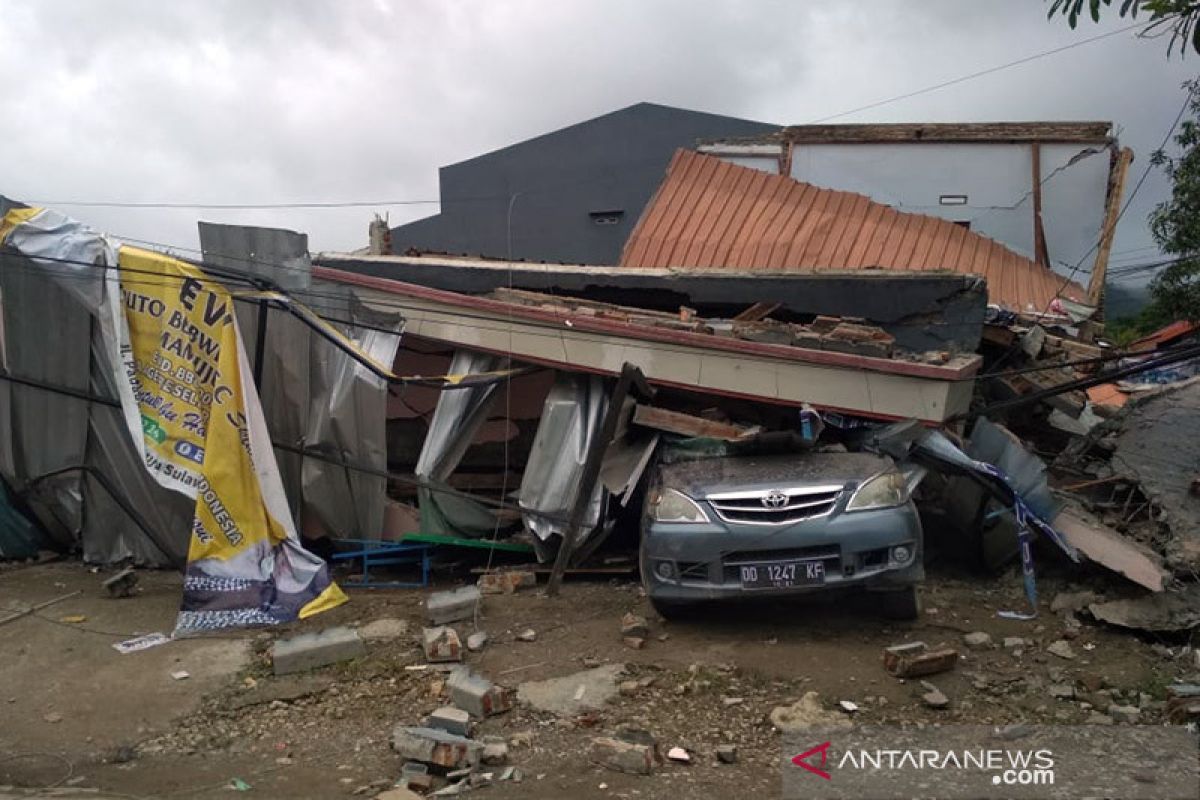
[389,103,776,265]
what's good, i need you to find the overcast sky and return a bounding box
[2,0,1193,281]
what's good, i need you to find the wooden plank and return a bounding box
[1088,147,1134,307]
[732,301,782,322]
[632,404,759,441]
[778,121,1112,145]
[1031,143,1050,267]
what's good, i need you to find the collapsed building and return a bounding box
[2,113,1196,639]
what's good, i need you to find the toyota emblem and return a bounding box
[761,490,788,509]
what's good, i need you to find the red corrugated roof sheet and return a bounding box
[1129,319,1199,352]
[620,149,1086,311]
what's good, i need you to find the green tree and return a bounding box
[1047,0,1200,56]
[1147,79,1200,321]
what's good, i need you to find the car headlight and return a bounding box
[650,488,710,523]
[846,471,909,512]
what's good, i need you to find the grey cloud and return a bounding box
[1,0,1189,270]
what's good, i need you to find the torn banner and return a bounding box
[869,419,1078,619]
[1,208,346,633]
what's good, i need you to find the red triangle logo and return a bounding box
[791,741,832,780]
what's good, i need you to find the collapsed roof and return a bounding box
[619,149,1088,312]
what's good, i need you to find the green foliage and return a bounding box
[1147,79,1200,322]
[1107,300,1175,344]
[1047,0,1200,56]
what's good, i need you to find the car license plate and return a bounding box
[738,560,825,589]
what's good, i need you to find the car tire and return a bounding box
[878,586,921,621]
[649,597,697,621]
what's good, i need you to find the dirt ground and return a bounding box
[1,556,1194,800]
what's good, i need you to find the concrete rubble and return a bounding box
[391,726,483,770]
[590,735,656,775]
[359,618,410,642]
[477,569,537,594]
[426,586,481,625]
[272,626,366,676]
[425,706,472,736]
[516,664,624,716]
[769,692,853,733]
[448,668,514,718]
[883,642,958,678]
[422,626,463,663]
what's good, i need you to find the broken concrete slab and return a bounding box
[448,668,514,718]
[426,586,481,625]
[466,632,488,652]
[422,627,463,663]
[272,627,365,676]
[1113,379,1200,571]
[516,664,624,716]
[768,692,853,733]
[1089,586,1200,632]
[391,726,482,769]
[359,618,409,642]
[883,642,958,678]
[1054,507,1167,592]
[590,736,654,775]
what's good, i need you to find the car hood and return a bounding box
[657,452,894,498]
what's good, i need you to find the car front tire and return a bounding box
[877,586,921,620]
[649,596,699,621]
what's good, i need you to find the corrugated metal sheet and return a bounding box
[620,150,1086,311]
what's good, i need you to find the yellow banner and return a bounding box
[116,246,346,630]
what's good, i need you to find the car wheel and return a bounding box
[649,597,697,621]
[878,586,921,621]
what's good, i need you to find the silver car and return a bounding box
[640,451,923,619]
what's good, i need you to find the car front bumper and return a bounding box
[640,501,923,604]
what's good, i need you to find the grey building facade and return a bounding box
[389,102,776,265]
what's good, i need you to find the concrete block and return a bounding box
[391,726,482,769]
[271,626,365,676]
[448,669,514,718]
[590,736,653,775]
[426,706,471,736]
[422,626,463,663]
[620,612,649,638]
[477,570,537,594]
[883,641,958,679]
[481,735,508,765]
[426,586,481,625]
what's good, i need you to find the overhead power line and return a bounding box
[807,18,1155,124]
[21,18,1157,212]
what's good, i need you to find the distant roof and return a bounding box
[1129,319,1200,352]
[702,121,1112,146]
[620,149,1086,311]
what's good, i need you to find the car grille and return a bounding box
[707,486,842,526]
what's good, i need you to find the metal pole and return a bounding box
[253,298,269,390]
